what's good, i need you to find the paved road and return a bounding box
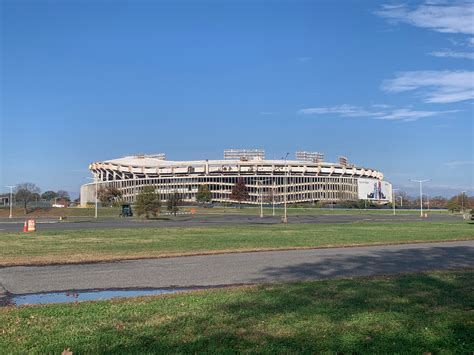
[0,213,462,232]
[1,240,472,296]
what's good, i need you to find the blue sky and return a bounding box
[1,0,473,197]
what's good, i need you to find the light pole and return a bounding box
[392,188,398,215]
[461,191,466,213]
[5,185,15,219]
[398,196,403,207]
[272,181,276,216]
[282,153,289,223]
[86,176,98,219]
[252,178,272,218]
[410,179,430,217]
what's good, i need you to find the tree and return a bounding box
[446,193,470,212]
[14,183,41,214]
[135,186,161,218]
[195,185,212,205]
[230,178,249,208]
[446,195,461,212]
[429,196,447,209]
[396,191,413,208]
[41,191,58,201]
[167,191,182,216]
[56,190,70,201]
[98,186,123,207]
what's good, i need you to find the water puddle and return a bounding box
[10,288,194,306]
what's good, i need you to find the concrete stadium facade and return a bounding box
[80,151,392,206]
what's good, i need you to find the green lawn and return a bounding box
[0,206,452,219]
[0,221,472,265]
[194,206,451,215]
[0,206,121,219]
[1,269,472,354]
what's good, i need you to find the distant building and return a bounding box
[81,149,392,205]
[0,194,10,206]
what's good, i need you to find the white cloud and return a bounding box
[297,57,312,63]
[298,105,383,117]
[376,2,474,35]
[371,104,392,108]
[430,50,474,59]
[444,160,474,167]
[375,108,460,121]
[382,70,474,103]
[297,105,459,122]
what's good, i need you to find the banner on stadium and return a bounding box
[357,178,392,201]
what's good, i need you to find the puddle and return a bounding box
[11,288,194,306]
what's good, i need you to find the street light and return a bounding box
[86,176,98,219]
[410,179,430,217]
[392,188,398,215]
[461,191,467,213]
[272,181,276,216]
[5,185,15,219]
[256,178,272,218]
[282,152,289,223]
[251,178,272,218]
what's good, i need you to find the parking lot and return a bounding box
[0,212,463,232]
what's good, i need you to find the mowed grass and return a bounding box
[0,270,472,353]
[0,207,121,219]
[0,206,452,218]
[0,221,472,265]
[195,206,451,215]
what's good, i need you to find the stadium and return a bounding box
[80,149,392,206]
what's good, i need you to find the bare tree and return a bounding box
[15,183,41,214]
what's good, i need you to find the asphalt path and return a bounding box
[0,213,462,232]
[1,240,472,297]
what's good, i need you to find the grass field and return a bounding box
[0,206,452,218]
[194,206,451,216]
[0,269,472,353]
[0,207,121,218]
[0,221,472,266]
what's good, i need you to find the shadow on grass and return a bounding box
[95,246,473,352]
[250,246,474,283]
[3,247,473,353]
[73,271,472,353]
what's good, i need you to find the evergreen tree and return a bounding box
[195,185,212,205]
[135,186,161,218]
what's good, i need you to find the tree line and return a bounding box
[3,183,72,213]
[4,181,472,216]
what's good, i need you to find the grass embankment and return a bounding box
[1,270,472,353]
[0,221,472,266]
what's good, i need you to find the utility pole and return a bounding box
[5,185,15,219]
[461,191,466,213]
[282,152,289,223]
[410,179,430,218]
[392,188,398,215]
[255,178,272,218]
[272,181,276,216]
